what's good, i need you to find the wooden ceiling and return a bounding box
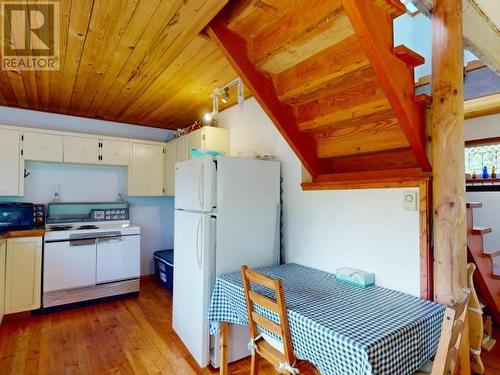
[0,0,240,129]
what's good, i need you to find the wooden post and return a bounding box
[431,1,470,373]
[219,321,229,375]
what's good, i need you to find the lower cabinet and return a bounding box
[4,237,42,314]
[0,240,5,323]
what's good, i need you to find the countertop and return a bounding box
[0,228,45,240]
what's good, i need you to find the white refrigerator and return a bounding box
[173,155,281,368]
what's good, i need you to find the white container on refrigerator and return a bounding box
[173,155,281,369]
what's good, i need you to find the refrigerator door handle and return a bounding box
[198,163,205,210]
[196,216,202,269]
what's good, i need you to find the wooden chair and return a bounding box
[241,265,318,375]
[413,289,471,375]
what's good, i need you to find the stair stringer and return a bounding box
[341,0,431,171]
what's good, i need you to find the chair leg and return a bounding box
[250,353,259,375]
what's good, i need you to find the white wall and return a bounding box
[217,98,421,296]
[0,106,175,275]
[464,113,500,141]
[465,113,500,252]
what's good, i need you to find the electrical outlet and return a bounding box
[403,191,418,211]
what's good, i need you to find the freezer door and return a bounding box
[175,155,216,212]
[216,157,281,274]
[173,210,214,367]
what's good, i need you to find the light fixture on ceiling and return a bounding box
[202,78,245,121]
[220,87,230,104]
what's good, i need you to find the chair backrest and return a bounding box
[431,289,471,375]
[241,265,295,366]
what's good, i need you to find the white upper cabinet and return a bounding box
[64,136,99,164]
[187,127,229,158]
[0,128,23,196]
[165,139,177,196]
[100,139,129,166]
[129,142,165,196]
[22,131,63,162]
[176,134,189,162]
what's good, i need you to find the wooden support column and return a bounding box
[431,0,466,304]
[431,1,470,373]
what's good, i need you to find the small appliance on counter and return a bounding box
[43,201,140,308]
[0,202,42,231]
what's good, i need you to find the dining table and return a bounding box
[208,263,445,375]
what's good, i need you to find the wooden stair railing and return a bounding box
[209,0,431,189]
[466,202,500,326]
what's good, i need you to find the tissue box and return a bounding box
[336,267,375,288]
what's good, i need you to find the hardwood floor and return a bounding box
[0,277,498,374]
[483,326,500,375]
[0,277,273,375]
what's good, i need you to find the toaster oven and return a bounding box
[0,202,37,230]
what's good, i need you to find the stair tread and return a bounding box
[374,0,406,18]
[472,226,492,235]
[485,250,500,257]
[393,45,425,67]
[467,202,483,208]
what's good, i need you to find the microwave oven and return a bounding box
[0,202,39,230]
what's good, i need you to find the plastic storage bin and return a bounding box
[154,249,173,289]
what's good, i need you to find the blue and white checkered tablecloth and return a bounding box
[208,263,445,375]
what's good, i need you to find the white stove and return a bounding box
[44,221,140,241]
[42,202,141,308]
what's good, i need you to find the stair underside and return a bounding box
[217,0,429,183]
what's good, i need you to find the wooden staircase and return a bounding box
[208,0,431,188]
[467,202,500,325]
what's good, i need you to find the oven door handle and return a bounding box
[69,238,97,247]
[97,236,122,243]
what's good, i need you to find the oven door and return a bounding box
[43,239,97,292]
[96,235,140,283]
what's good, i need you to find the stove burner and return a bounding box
[49,225,73,231]
[77,225,99,230]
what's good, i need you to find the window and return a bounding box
[465,143,500,175]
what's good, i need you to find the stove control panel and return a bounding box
[91,208,129,221]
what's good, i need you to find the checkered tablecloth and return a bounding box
[208,263,445,375]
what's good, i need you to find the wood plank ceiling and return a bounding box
[0,0,238,129]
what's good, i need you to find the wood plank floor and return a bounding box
[0,277,498,374]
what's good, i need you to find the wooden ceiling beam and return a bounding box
[341,0,431,171]
[207,20,328,177]
[302,168,430,190]
[464,93,500,119]
[411,0,500,74]
[462,0,500,75]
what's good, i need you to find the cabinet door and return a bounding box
[0,128,22,196]
[204,127,229,155]
[63,136,99,164]
[96,235,140,283]
[100,139,130,166]
[165,140,177,195]
[187,129,203,158]
[176,135,188,162]
[5,237,42,314]
[0,240,5,324]
[129,143,164,196]
[23,132,63,162]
